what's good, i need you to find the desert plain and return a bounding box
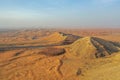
[0,28,120,80]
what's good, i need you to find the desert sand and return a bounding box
[0,29,120,80]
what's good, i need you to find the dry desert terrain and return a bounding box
[0,29,120,80]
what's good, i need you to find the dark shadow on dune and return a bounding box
[41,48,66,56]
[14,50,25,56]
[91,37,119,58]
[109,41,120,47]
[59,32,81,45]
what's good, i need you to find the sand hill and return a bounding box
[59,36,120,80]
[39,32,80,45]
[68,37,119,59]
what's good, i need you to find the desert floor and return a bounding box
[0,28,120,80]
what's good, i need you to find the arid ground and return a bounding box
[0,28,120,80]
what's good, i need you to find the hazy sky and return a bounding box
[0,0,120,29]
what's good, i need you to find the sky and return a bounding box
[0,0,120,29]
